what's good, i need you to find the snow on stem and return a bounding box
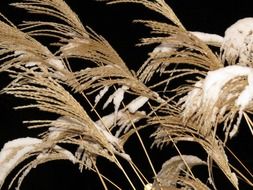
[203,65,253,110]
[181,65,253,135]
[95,86,109,104]
[191,31,224,47]
[152,31,224,54]
[221,17,253,65]
[184,65,253,110]
[0,137,76,189]
[127,96,149,114]
[0,138,42,189]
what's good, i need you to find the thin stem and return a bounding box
[113,155,137,190]
[243,112,253,136]
[79,161,122,190]
[230,164,253,187]
[81,92,113,135]
[147,101,198,178]
[82,86,149,188]
[166,131,197,180]
[126,102,157,178]
[225,144,253,180]
[92,159,109,190]
[129,160,148,185]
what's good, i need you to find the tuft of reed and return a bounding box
[0,0,252,190]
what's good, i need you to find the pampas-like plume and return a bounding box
[136,20,222,86]
[0,137,76,190]
[152,155,206,189]
[12,0,164,104]
[221,18,253,66]
[0,66,131,188]
[104,0,184,29]
[12,0,89,42]
[151,115,239,189]
[179,65,253,139]
[0,20,66,74]
[0,0,253,190]
[2,68,128,157]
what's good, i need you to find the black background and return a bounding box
[0,0,253,190]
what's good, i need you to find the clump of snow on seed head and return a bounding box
[180,65,253,136]
[221,17,253,66]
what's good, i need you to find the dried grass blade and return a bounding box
[105,0,184,28]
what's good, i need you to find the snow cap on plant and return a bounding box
[180,65,253,139]
[221,17,253,66]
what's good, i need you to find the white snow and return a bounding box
[127,96,149,113]
[153,43,176,53]
[103,85,129,117]
[25,61,41,67]
[0,138,42,188]
[203,65,253,102]
[14,50,26,56]
[94,122,120,146]
[221,17,253,65]
[48,116,78,140]
[229,120,240,138]
[235,71,253,109]
[48,126,66,140]
[96,95,147,137]
[96,111,123,129]
[0,137,77,189]
[203,65,253,111]
[113,86,128,113]
[181,65,253,125]
[47,58,65,70]
[157,155,205,187]
[95,86,109,104]
[144,183,152,190]
[116,111,146,137]
[191,31,224,46]
[181,80,202,105]
[36,147,76,163]
[94,121,132,161]
[14,50,65,71]
[153,31,224,55]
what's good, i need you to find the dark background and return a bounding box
[0,0,253,190]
